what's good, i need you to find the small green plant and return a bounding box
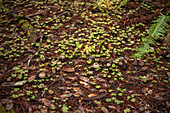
[93,0,114,12]
[124,108,131,113]
[62,104,69,113]
[117,0,129,9]
[131,98,136,102]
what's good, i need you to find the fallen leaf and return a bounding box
[139,61,144,66]
[95,77,106,82]
[116,105,120,113]
[79,76,90,82]
[60,93,73,99]
[6,100,13,111]
[63,67,75,72]
[39,98,55,108]
[73,93,80,97]
[73,87,83,95]
[108,105,116,109]
[14,80,27,86]
[1,82,14,87]
[28,75,36,81]
[100,57,106,62]
[73,110,82,113]
[67,76,77,80]
[79,81,90,88]
[88,93,97,98]
[101,107,109,113]
[78,105,84,112]
[83,93,107,100]
[141,67,148,71]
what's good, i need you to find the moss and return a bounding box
[0,105,15,113]
[19,19,38,44]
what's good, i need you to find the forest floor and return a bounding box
[0,0,169,113]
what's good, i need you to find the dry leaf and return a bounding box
[79,76,90,82]
[60,93,73,98]
[73,87,83,95]
[28,75,36,81]
[40,98,55,108]
[63,67,75,72]
[84,93,107,100]
[78,105,84,112]
[79,81,90,88]
[88,93,97,98]
[2,82,15,87]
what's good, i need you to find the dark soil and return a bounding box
[0,0,169,113]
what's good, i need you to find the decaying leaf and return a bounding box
[14,80,27,86]
[28,75,36,81]
[79,81,90,89]
[2,82,15,87]
[39,98,55,108]
[63,67,75,72]
[6,100,13,111]
[73,87,84,96]
[60,93,73,99]
[83,93,107,100]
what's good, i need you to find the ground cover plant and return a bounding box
[0,0,169,113]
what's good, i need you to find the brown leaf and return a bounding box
[101,107,109,113]
[6,100,13,111]
[1,99,10,104]
[27,10,44,17]
[79,81,90,89]
[73,87,83,95]
[100,57,106,62]
[141,66,148,71]
[60,93,73,99]
[139,61,144,66]
[63,67,75,72]
[83,93,107,100]
[73,110,82,113]
[40,98,55,108]
[95,77,106,82]
[78,105,85,112]
[108,105,116,109]
[116,105,120,113]
[88,93,97,98]
[167,72,170,77]
[79,76,90,82]
[2,82,15,87]
[73,93,80,97]
[28,75,36,81]
[67,76,77,80]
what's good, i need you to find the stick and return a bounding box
[27,34,43,66]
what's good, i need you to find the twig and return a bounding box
[27,34,43,66]
[48,9,74,24]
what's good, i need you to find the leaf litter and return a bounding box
[0,0,169,113]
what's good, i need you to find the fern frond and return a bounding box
[149,13,169,38]
[133,36,154,58]
[133,11,170,58]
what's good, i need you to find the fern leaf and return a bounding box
[133,38,154,58]
[149,13,170,38]
[133,11,170,58]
